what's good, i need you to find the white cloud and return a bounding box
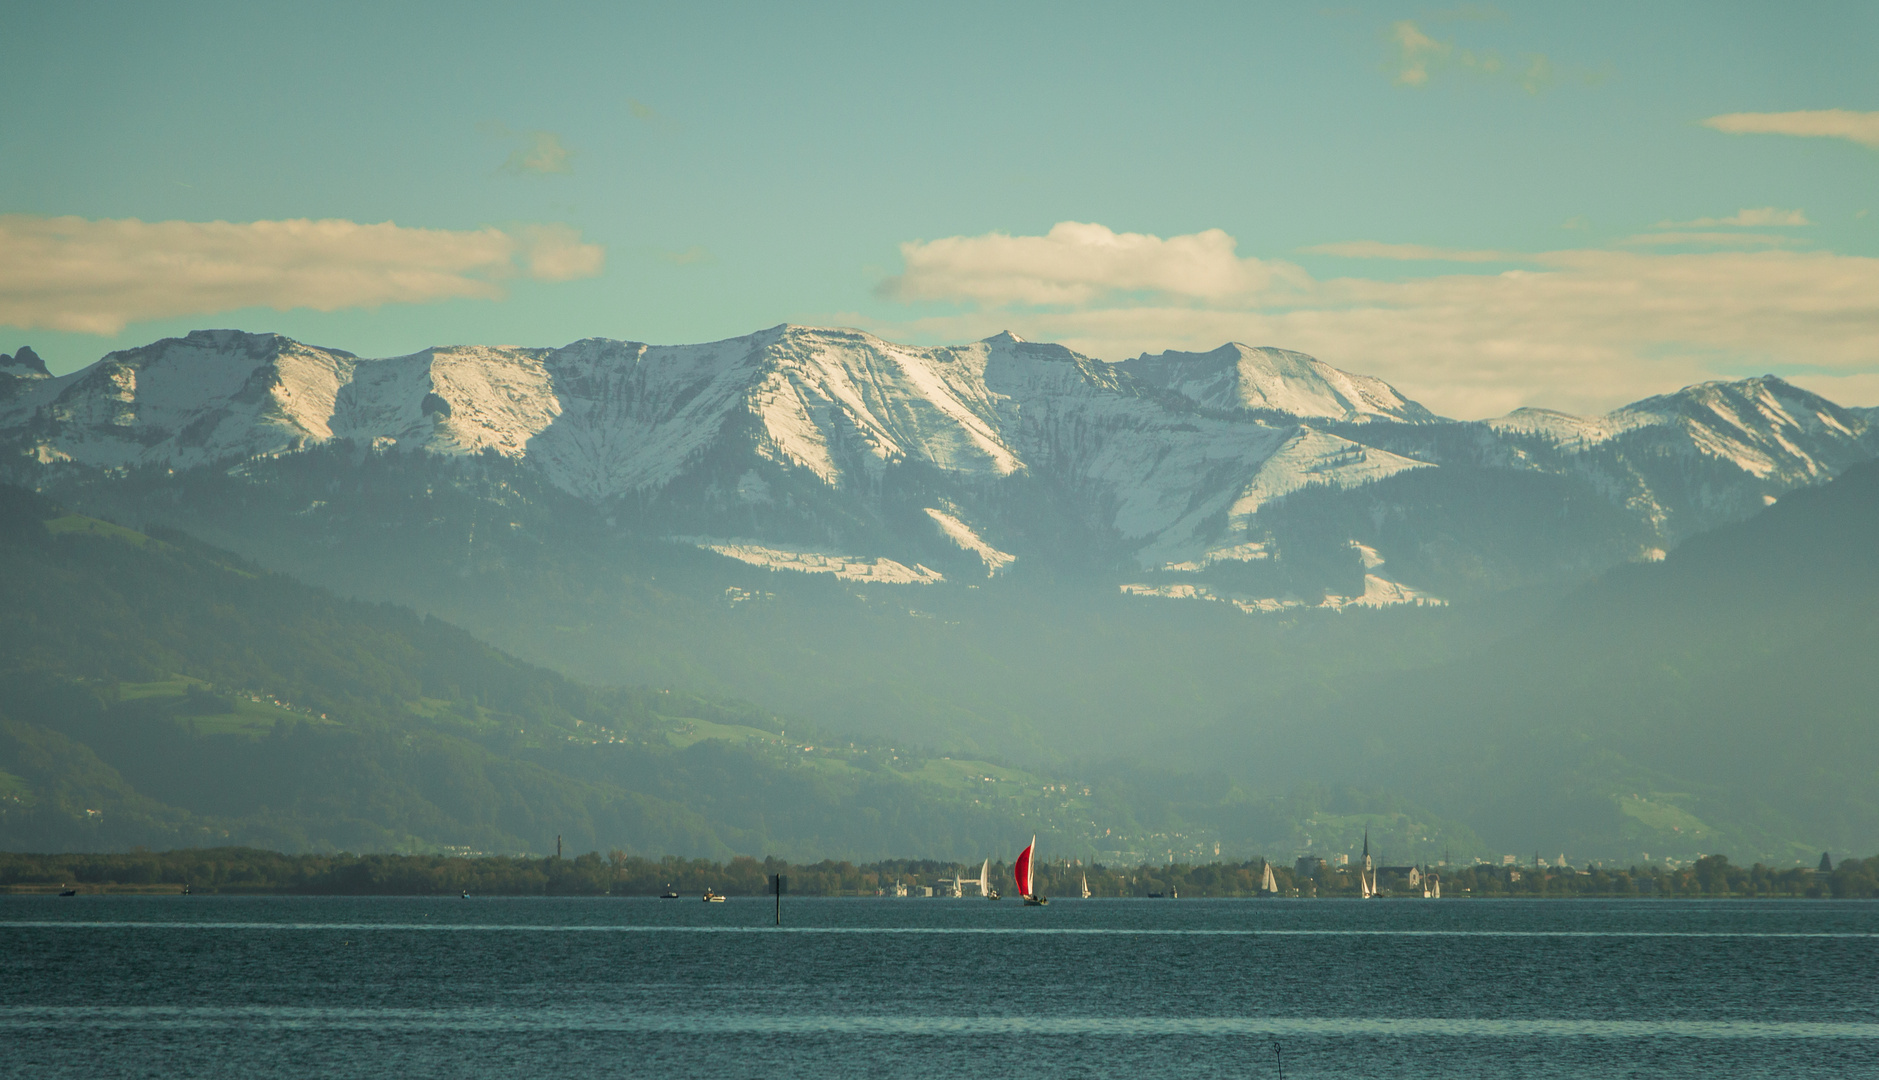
[1391,20,1448,87]
[514,223,606,280]
[0,215,605,335]
[503,130,575,175]
[1654,207,1811,228]
[1702,110,1879,149]
[1621,231,1798,248]
[479,122,576,174]
[1389,19,1552,94]
[882,221,1306,307]
[873,223,1879,418]
[1303,241,1523,262]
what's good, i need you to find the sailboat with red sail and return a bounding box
[1015,836,1049,906]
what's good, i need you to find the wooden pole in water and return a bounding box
[774,874,785,925]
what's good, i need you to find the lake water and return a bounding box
[4,896,1876,1078]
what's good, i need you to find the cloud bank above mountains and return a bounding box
[878,222,1879,419]
[0,216,604,335]
[1702,110,1879,150]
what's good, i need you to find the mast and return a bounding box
[1361,830,1375,899]
[1015,837,1035,899]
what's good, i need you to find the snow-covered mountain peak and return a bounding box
[1615,375,1869,481]
[0,330,363,468]
[9,326,1876,612]
[1117,343,1436,423]
[1,346,49,379]
[1491,375,1871,483]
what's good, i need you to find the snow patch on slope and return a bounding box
[924,507,1016,577]
[1119,575,1444,613]
[1228,429,1433,520]
[685,537,944,584]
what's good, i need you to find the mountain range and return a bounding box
[3,326,1875,864]
[5,327,1873,608]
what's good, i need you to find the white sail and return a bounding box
[978,858,990,897]
[1081,872,1091,899]
[1261,862,1278,894]
[1360,830,1376,898]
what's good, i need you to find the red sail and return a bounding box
[1014,839,1034,898]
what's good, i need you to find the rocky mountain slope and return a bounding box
[3,326,1873,607]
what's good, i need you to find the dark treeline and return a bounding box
[4,848,1876,898]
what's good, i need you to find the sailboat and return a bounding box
[1015,837,1048,906]
[1081,872,1092,899]
[1258,860,1279,898]
[980,858,999,900]
[1359,830,1378,899]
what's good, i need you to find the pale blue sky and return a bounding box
[3,1,1875,415]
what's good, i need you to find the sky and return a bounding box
[1,0,1875,417]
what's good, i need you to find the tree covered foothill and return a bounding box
[5,484,1420,863]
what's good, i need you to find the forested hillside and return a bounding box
[0,486,1468,862]
[1225,460,1879,862]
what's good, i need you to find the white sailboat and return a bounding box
[1081,872,1092,899]
[1359,830,1378,899]
[1259,860,1279,897]
[1016,837,1048,906]
[980,857,999,900]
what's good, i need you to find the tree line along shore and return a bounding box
[3,848,1876,898]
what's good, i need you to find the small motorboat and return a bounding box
[461,891,470,899]
[659,885,680,899]
[58,888,77,897]
[702,889,726,903]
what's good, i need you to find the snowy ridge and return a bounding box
[1227,429,1432,520]
[0,331,361,469]
[1488,408,1631,447]
[6,327,1875,611]
[1119,343,1436,423]
[1489,377,1871,483]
